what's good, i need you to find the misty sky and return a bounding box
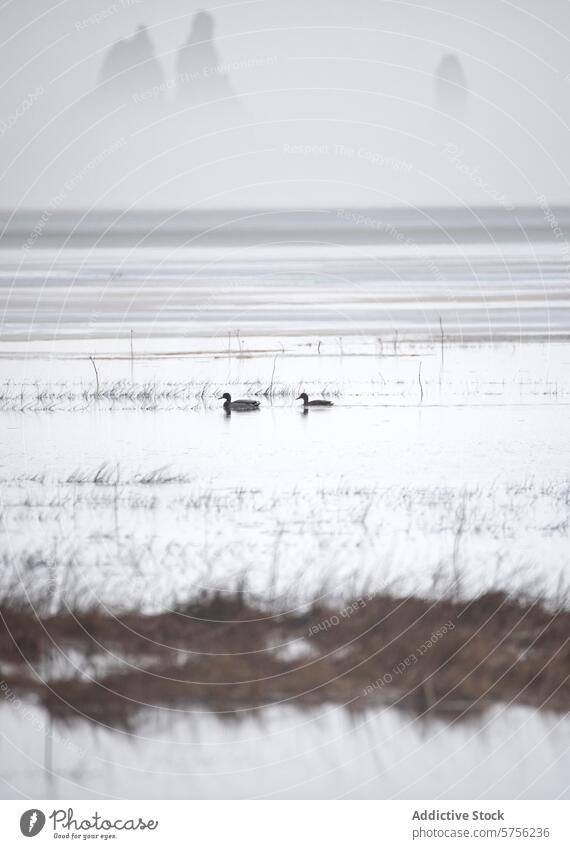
[1,0,569,209]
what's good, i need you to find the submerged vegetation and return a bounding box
[2,471,569,609]
[0,379,341,412]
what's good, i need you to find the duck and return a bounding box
[221,392,260,413]
[296,392,333,408]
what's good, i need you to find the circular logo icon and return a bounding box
[19,810,46,837]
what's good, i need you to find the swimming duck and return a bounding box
[221,392,260,413]
[296,392,333,407]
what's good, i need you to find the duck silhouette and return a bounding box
[296,393,333,408]
[221,392,260,413]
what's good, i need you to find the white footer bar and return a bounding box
[0,800,567,848]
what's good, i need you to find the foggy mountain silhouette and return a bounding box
[434,54,468,118]
[93,13,243,121]
[98,25,164,104]
[70,13,247,210]
[175,11,239,110]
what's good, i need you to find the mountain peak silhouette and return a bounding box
[98,24,164,103]
[176,10,235,106]
[435,53,468,118]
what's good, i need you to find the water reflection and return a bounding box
[1,702,568,799]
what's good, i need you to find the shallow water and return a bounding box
[1,702,569,800]
[1,338,569,606]
[1,235,569,342]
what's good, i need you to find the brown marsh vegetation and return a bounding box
[1,589,569,729]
